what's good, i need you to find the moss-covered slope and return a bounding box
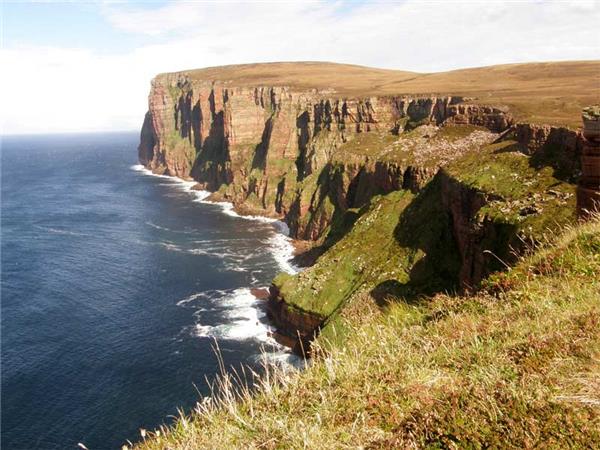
[269,131,580,349]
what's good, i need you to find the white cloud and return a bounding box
[2,0,599,134]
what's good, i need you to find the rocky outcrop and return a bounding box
[266,283,324,355]
[509,123,582,156]
[499,123,583,183]
[287,160,436,240]
[578,107,600,218]
[438,171,516,288]
[437,123,584,288]
[445,104,512,132]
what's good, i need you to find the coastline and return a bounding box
[131,164,302,366]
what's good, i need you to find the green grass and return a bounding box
[133,216,600,449]
[330,125,493,169]
[274,131,580,330]
[446,140,577,237]
[163,130,197,175]
[275,190,417,318]
[331,132,399,159]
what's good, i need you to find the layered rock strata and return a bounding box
[139,74,513,241]
[577,106,600,218]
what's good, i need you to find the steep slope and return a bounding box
[152,61,600,127]
[169,61,600,127]
[139,74,511,241]
[138,61,588,351]
[268,129,581,351]
[134,216,600,449]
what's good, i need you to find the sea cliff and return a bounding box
[139,62,586,353]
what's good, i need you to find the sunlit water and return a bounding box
[1,132,297,449]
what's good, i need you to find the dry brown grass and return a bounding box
[165,60,600,127]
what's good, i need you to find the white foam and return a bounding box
[132,164,298,274]
[131,164,148,172]
[191,191,211,202]
[146,221,172,232]
[192,288,276,342]
[131,164,176,181]
[198,198,279,224]
[197,200,298,274]
[176,292,209,306]
[133,163,302,364]
[131,164,210,200]
[177,289,229,307]
[34,225,89,237]
[190,288,302,367]
[160,242,183,252]
[146,221,195,234]
[269,231,299,275]
[252,350,305,370]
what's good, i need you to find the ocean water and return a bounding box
[1,132,297,449]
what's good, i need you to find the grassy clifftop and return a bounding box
[135,216,600,449]
[166,60,600,127]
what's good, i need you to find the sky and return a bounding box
[1,0,599,135]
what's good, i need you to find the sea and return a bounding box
[1,132,298,449]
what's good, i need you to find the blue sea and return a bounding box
[1,132,297,449]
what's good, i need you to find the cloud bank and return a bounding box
[2,0,599,134]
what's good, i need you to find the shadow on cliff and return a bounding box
[528,142,580,183]
[251,116,274,172]
[295,111,310,182]
[371,175,462,308]
[291,163,375,266]
[372,168,524,309]
[292,160,429,267]
[191,90,232,189]
[493,132,580,183]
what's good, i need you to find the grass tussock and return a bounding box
[134,217,600,449]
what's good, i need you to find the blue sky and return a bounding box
[4,2,142,53]
[2,0,599,134]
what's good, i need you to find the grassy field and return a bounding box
[166,60,600,127]
[134,216,600,449]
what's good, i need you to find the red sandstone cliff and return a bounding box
[138,69,586,353]
[139,73,513,241]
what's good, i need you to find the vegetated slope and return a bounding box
[269,126,580,351]
[172,60,600,126]
[140,60,587,253]
[135,216,600,449]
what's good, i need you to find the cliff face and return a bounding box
[138,73,512,241]
[138,70,582,354]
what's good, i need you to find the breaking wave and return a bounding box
[132,164,302,364]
